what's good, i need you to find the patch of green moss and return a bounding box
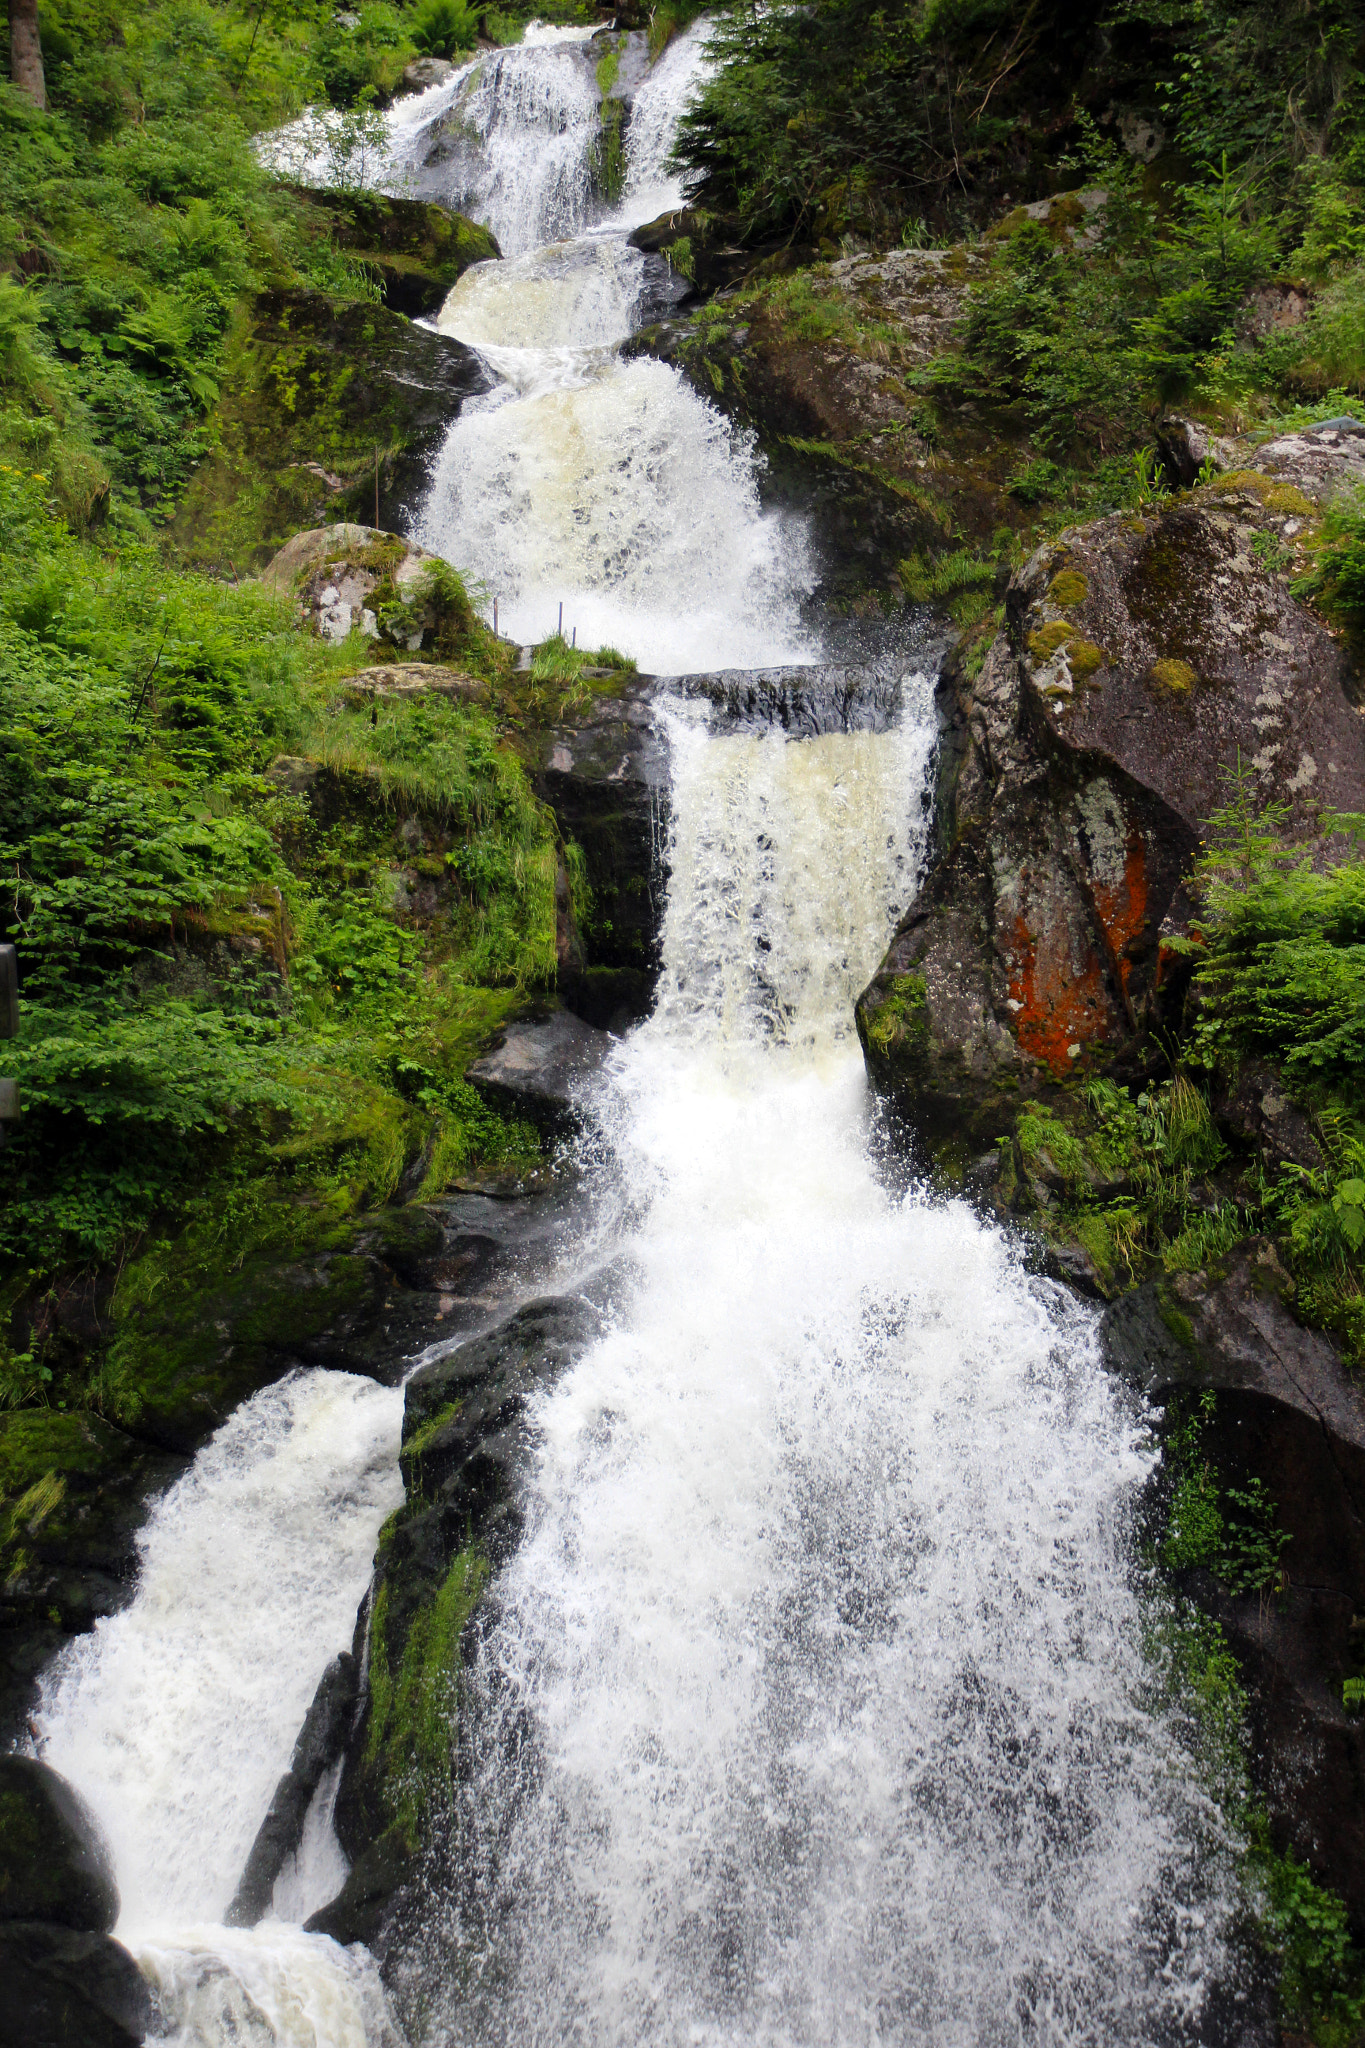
[1202,470,1318,520]
[1066,638,1107,678]
[402,1398,462,1470]
[1157,1285,1198,1352]
[1027,620,1072,661]
[864,973,929,1056]
[1149,657,1199,693]
[1047,569,1089,607]
[365,1546,489,1848]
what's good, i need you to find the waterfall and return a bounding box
[21,21,1251,2048]
[415,21,817,671]
[33,1371,405,2045]
[393,693,1241,2044]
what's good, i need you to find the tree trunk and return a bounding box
[9,0,46,110]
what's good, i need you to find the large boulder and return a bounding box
[465,1008,614,1129]
[0,1757,118,1932]
[0,1924,153,2048]
[259,525,479,656]
[856,456,1365,1157]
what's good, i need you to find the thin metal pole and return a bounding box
[494,598,499,639]
[558,601,563,637]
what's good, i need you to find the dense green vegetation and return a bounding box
[0,0,608,1420]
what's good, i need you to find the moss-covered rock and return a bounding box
[169,288,491,572]
[291,188,501,318]
[857,445,1365,1155]
[0,1922,153,2048]
[318,1294,605,1949]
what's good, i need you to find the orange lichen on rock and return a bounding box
[1089,828,1149,1008]
[1006,908,1115,1073]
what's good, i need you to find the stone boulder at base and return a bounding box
[0,1923,154,2048]
[0,1756,118,1932]
[856,455,1365,1156]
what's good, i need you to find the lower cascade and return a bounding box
[385,705,1242,2043]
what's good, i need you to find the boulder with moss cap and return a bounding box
[856,439,1365,1158]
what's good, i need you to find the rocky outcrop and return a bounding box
[1,1194,571,1743]
[0,1759,150,2048]
[522,677,670,1027]
[466,1009,614,1130]
[170,289,491,572]
[1104,1241,1365,1917]
[856,452,1365,1157]
[628,208,1108,595]
[226,1652,359,1927]
[311,1291,609,1954]
[291,188,500,318]
[260,524,480,654]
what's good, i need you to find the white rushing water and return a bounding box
[414,21,816,670]
[35,1371,405,2046]
[404,695,1242,2045]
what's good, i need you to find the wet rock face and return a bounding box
[0,1756,119,1932]
[1104,1241,1365,1917]
[856,462,1365,1152]
[466,1009,614,1131]
[0,1923,154,2048]
[525,681,670,1027]
[315,1292,610,1954]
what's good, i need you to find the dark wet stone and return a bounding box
[0,1758,119,1933]
[225,1653,359,1928]
[466,1010,614,1130]
[0,1923,153,2048]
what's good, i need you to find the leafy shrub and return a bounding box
[410,0,479,60]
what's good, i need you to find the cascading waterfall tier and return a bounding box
[414,23,815,672]
[394,693,1243,2046]
[34,1371,405,2047]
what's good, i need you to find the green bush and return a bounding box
[410,0,479,60]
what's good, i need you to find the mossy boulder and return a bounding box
[0,1757,118,1932]
[259,523,481,658]
[857,444,1365,1155]
[169,288,490,572]
[291,188,500,318]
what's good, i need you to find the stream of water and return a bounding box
[28,26,1248,2048]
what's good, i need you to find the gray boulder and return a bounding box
[466,1008,614,1129]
